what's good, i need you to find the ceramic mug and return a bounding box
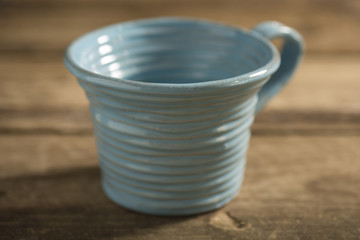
[64,17,304,215]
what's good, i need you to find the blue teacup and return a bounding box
[64,17,304,215]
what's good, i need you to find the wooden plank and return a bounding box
[1,53,359,112]
[0,135,97,179]
[268,54,360,113]
[0,135,359,239]
[1,0,360,52]
[0,53,359,133]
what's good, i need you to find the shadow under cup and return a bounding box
[64,18,279,215]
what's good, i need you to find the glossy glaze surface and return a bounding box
[64,17,304,215]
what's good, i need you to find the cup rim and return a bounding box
[64,17,280,90]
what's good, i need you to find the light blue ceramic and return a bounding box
[64,17,304,216]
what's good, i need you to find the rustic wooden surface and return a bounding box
[1,0,360,239]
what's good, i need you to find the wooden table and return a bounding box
[1,0,359,239]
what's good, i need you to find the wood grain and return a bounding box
[1,135,359,239]
[1,0,360,53]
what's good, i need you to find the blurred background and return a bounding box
[1,0,360,52]
[0,0,359,239]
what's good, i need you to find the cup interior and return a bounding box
[68,18,274,84]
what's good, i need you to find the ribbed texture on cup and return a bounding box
[70,18,274,215]
[79,78,269,215]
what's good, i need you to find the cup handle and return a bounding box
[252,21,305,113]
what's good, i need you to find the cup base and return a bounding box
[101,179,242,216]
